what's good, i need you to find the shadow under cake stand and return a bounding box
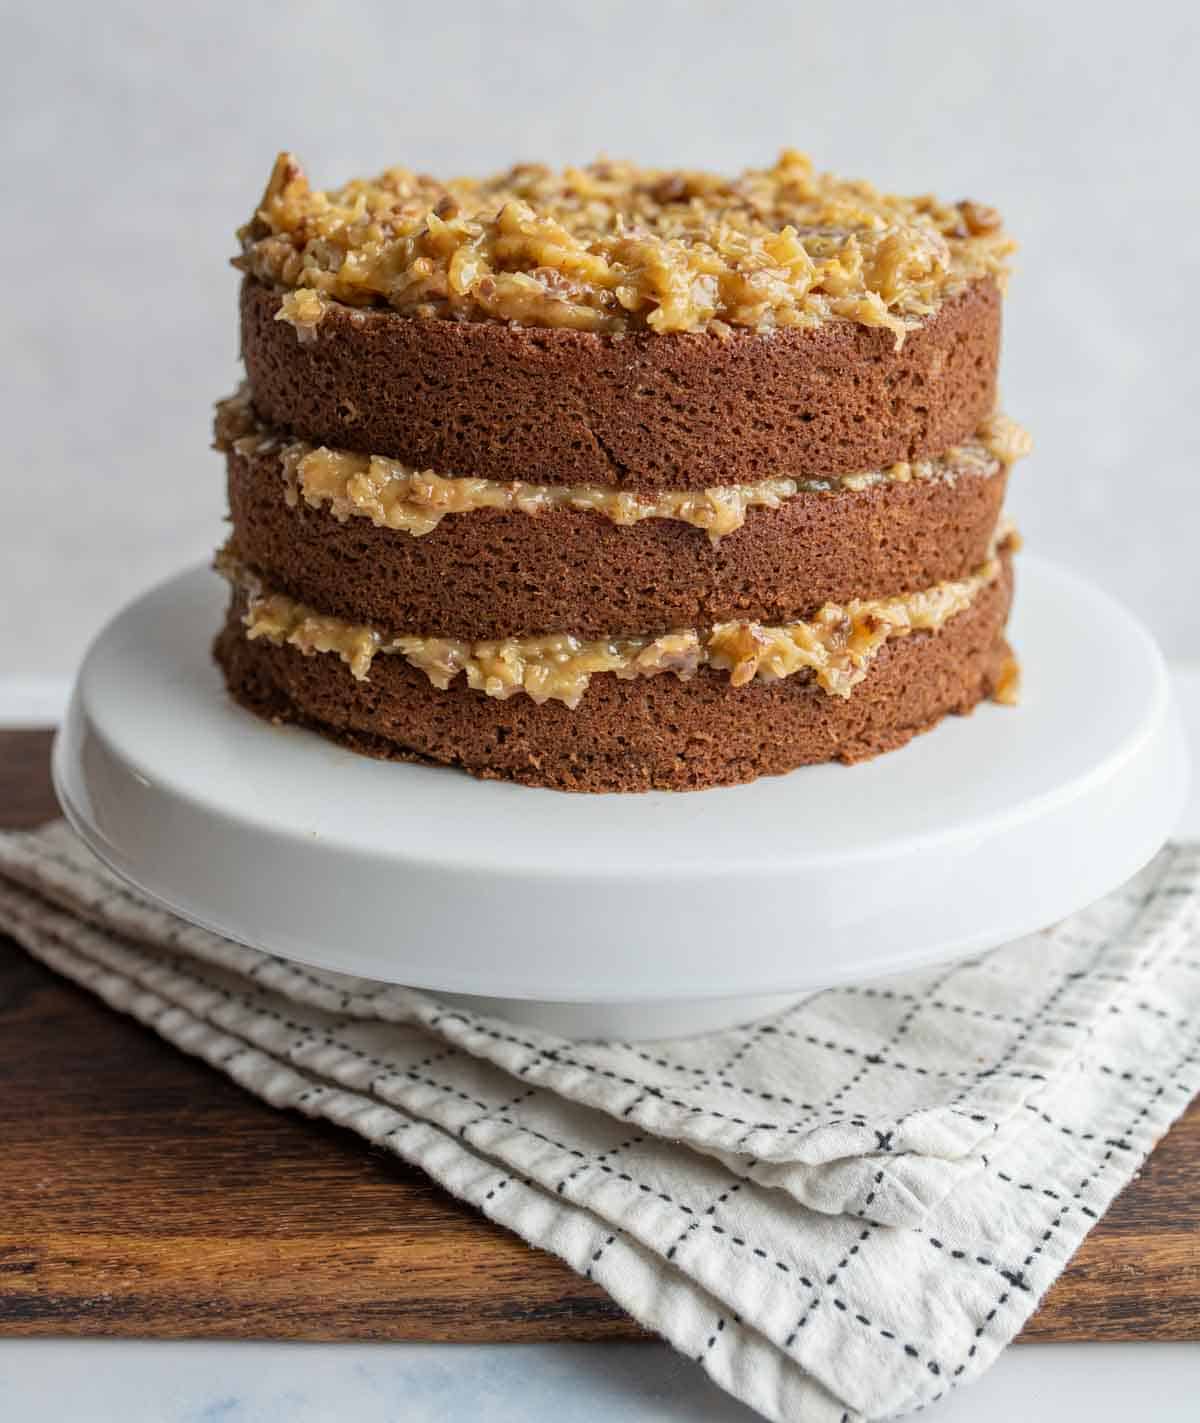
[53,556,1190,1039]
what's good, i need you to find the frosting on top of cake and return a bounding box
[237,150,1014,342]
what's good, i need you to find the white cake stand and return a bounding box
[53,556,1189,1039]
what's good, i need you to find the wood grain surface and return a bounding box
[0,728,1195,1343]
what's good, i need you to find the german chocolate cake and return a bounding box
[214,149,1027,792]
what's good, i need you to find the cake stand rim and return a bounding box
[50,555,1191,1006]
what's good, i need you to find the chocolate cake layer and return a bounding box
[241,275,1001,489]
[226,439,1009,639]
[213,554,1013,793]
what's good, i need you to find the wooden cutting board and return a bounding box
[0,727,1196,1343]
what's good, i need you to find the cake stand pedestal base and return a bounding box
[54,556,1189,1039]
[431,989,812,1041]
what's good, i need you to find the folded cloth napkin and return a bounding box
[1,822,1197,1422]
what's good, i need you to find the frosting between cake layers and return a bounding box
[216,529,1015,710]
[215,392,1029,544]
[237,150,1014,341]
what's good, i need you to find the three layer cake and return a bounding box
[214,150,1027,792]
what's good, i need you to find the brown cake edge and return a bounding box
[240,276,1002,488]
[213,553,1014,793]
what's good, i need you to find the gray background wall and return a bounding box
[4,0,1198,707]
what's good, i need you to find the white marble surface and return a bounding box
[3,0,1200,684]
[0,670,1196,1418]
[1,1339,1198,1423]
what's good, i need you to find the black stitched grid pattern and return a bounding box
[1,823,1197,1423]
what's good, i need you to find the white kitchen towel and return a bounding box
[1,822,1197,1422]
